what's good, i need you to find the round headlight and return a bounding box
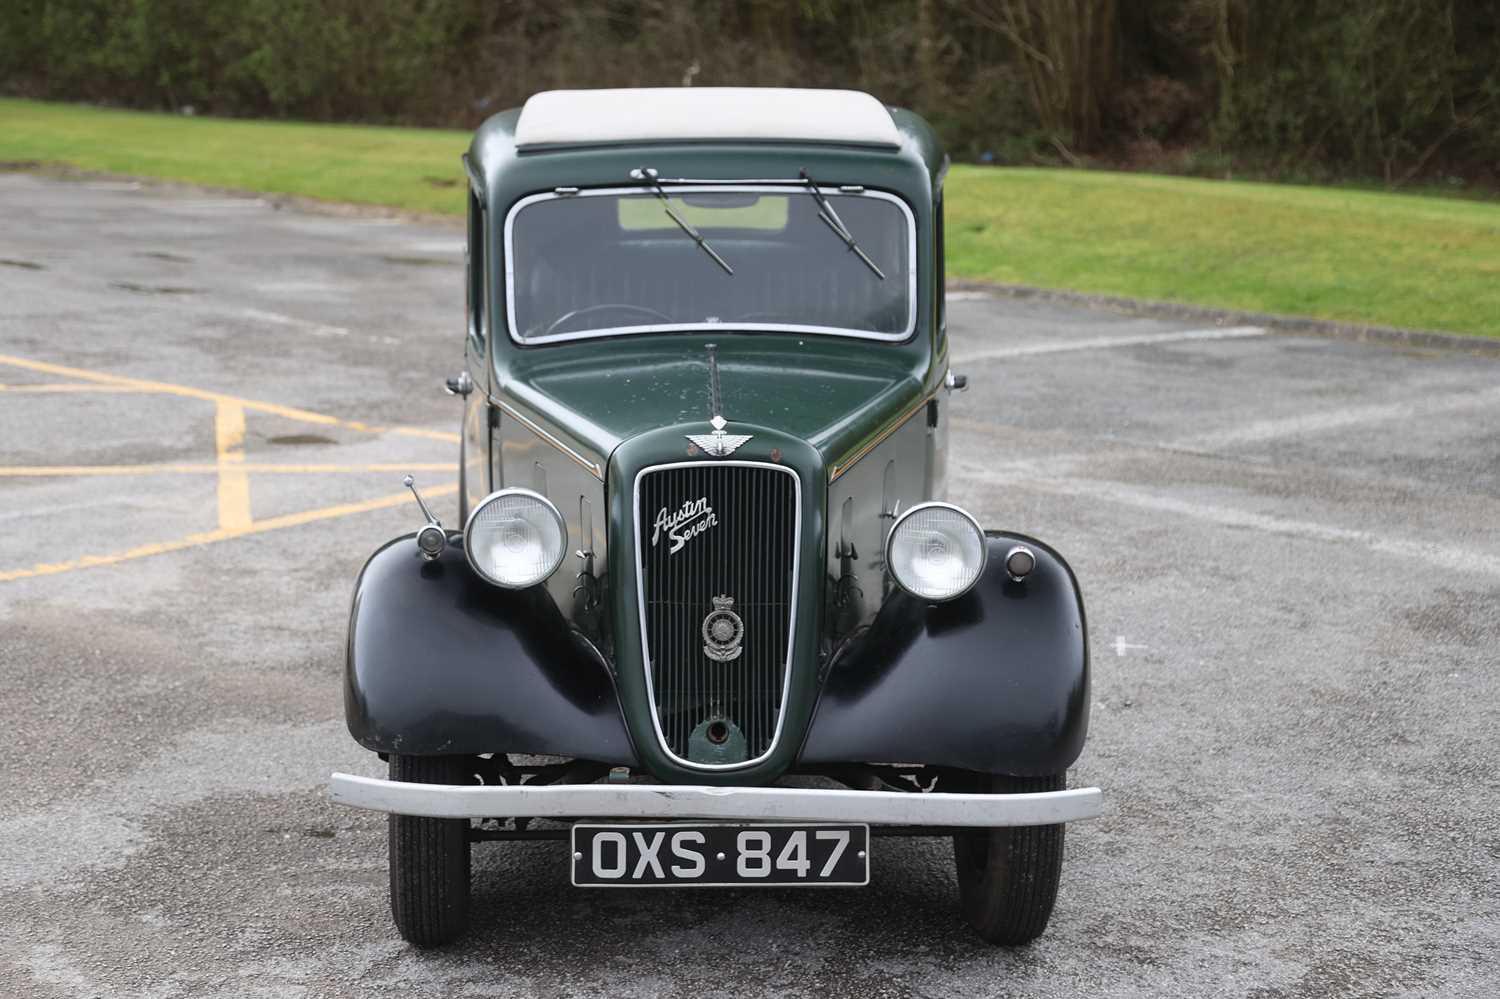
[885,502,987,601]
[464,488,568,589]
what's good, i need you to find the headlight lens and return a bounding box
[464,488,568,589]
[885,502,987,601]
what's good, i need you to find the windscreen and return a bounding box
[505,187,914,343]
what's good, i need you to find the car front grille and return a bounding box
[634,461,799,768]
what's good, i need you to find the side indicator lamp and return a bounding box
[403,474,446,561]
[1004,545,1036,582]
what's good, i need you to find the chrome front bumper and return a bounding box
[328,773,1103,827]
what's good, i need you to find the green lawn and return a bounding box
[4,98,1498,337]
[944,167,1500,338]
[0,97,471,214]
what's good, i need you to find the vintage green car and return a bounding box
[330,87,1100,946]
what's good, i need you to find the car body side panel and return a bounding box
[800,533,1090,776]
[460,393,490,522]
[825,401,933,642]
[344,533,637,764]
[494,409,609,645]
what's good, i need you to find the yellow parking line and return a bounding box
[0,351,464,584]
[0,353,461,444]
[215,400,252,531]
[0,483,458,584]
[0,462,453,477]
[0,383,157,393]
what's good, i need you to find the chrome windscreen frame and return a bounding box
[503,185,919,346]
[631,459,803,771]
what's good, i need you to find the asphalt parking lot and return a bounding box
[2,171,1496,998]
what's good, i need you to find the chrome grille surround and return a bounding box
[632,460,801,771]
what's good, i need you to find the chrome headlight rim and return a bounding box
[884,500,989,602]
[463,487,568,590]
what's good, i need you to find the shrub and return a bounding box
[1,0,1495,186]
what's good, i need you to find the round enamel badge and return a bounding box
[701,595,744,662]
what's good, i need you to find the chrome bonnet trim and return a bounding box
[828,386,937,482]
[330,773,1104,826]
[493,395,604,480]
[632,459,802,772]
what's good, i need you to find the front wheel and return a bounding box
[952,773,1067,945]
[388,754,473,947]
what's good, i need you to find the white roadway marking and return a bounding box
[1114,637,1149,657]
[158,197,270,212]
[239,307,350,338]
[952,325,1266,363]
[239,306,404,346]
[1182,384,1500,449]
[955,378,1500,457]
[405,240,465,254]
[955,459,1500,582]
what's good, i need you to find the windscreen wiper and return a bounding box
[799,168,885,280]
[631,166,734,276]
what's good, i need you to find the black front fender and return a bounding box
[799,533,1089,775]
[344,533,638,764]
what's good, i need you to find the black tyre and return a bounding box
[952,773,1066,945]
[388,754,473,947]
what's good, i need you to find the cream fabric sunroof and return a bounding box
[514,88,902,150]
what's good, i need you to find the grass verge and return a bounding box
[0,97,470,214]
[4,98,1498,337]
[944,167,1500,338]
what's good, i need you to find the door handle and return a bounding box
[445,370,474,397]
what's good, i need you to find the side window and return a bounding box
[934,194,946,346]
[466,189,486,349]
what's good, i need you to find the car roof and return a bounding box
[467,99,947,214]
[513,88,903,150]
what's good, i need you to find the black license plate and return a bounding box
[570,823,869,887]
